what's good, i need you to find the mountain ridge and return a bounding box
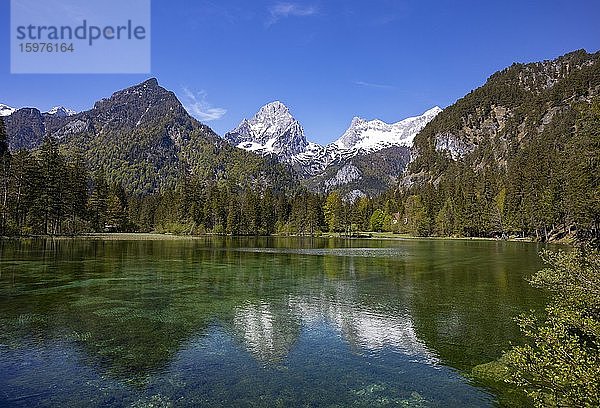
[224,102,441,195]
[4,78,298,195]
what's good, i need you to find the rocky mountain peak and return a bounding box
[4,108,46,150]
[224,101,308,160]
[90,78,188,129]
[349,116,366,127]
[256,100,291,118]
[46,106,77,117]
[423,106,443,117]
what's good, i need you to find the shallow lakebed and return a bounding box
[0,237,549,407]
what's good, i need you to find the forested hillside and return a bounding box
[399,50,600,242]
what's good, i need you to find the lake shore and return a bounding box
[20,231,548,243]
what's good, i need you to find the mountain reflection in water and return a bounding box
[0,238,548,407]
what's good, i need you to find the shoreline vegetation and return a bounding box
[0,121,596,246]
[472,248,600,407]
[1,231,550,243]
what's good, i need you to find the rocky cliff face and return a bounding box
[406,49,600,186]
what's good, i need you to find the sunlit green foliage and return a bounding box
[504,249,600,407]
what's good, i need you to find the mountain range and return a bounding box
[2,49,598,203]
[223,101,440,196]
[0,103,76,118]
[2,79,297,195]
[225,102,439,170]
[2,81,439,197]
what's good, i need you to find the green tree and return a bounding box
[306,193,323,235]
[324,191,343,233]
[564,100,600,243]
[38,137,65,234]
[226,196,241,235]
[88,172,109,232]
[355,196,372,231]
[64,154,88,233]
[435,198,454,236]
[107,184,129,231]
[504,249,600,407]
[0,117,10,235]
[7,150,35,233]
[404,195,429,236]
[369,209,385,232]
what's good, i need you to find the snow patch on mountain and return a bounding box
[0,104,16,117]
[334,106,442,152]
[46,106,77,117]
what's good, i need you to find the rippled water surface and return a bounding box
[0,237,549,407]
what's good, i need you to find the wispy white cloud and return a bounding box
[267,2,318,25]
[354,81,397,90]
[181,87,227,122]
[186,1,256,29]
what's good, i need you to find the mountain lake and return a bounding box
[0,237,552,407]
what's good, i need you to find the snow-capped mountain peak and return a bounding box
[256,100,291,119]
[225,103,442,181]
[224,101,308,160]
[0,104,16,117]
[423,106,443,117]
[350,116,366,127]
[333,107,442,152]
[46,106,77,117]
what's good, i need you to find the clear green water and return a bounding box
[0,238,549,407]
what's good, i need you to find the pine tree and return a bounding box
[435,198,454,236]
[38,137,65,234]
[564,100,600,243]
[0,117,10,235]
[88,172,109,232]
[324,191,343,233]
[261,189,277,234]
[226,196,241,235]
[64,154,88,233]
[107,184,129,231]
[6,150,33,233]
[404,195,428,236]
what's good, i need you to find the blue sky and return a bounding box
[1,0,599,144]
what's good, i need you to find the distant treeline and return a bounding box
[0,103,597,243]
